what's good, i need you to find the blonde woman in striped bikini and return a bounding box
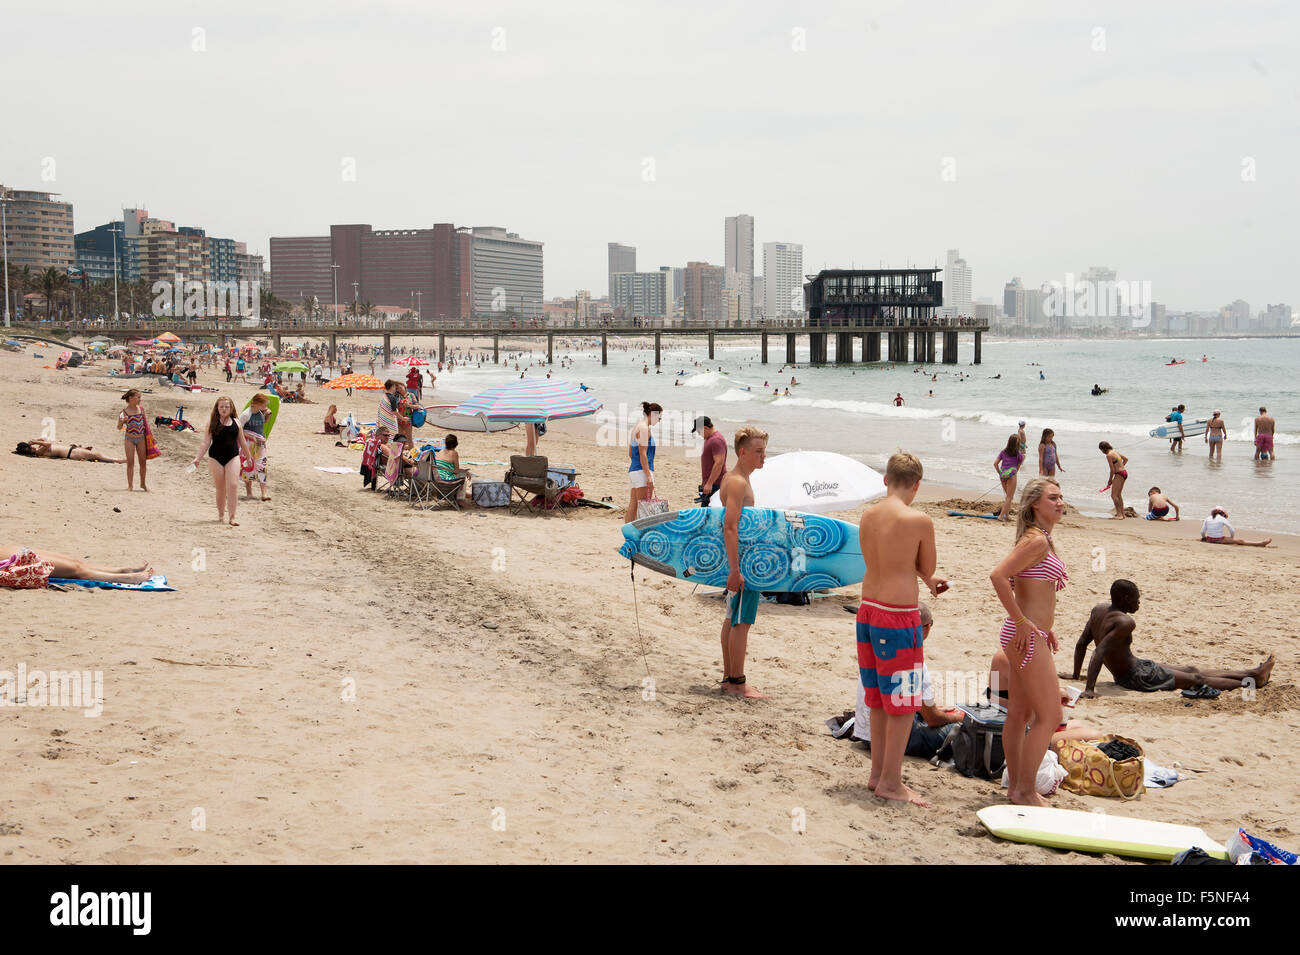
[989,477,1068,806]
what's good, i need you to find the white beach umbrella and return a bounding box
[709,451,885,514]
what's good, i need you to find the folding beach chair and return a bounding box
[505,455,561,515]
[407,449,437,509]
[429,457,467,511]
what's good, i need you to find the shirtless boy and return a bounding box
[1254,407,1276,460]
[1144,486,1179,521]
[855,451,946,807]
[1063,579,1274,696]
[718,426,768,699]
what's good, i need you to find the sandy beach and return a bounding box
[2,344,1296,864]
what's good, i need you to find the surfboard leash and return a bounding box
[629,560,708,710]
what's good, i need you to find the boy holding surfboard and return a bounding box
[719,426,768,699]
[855,451,946,807]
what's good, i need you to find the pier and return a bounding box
[37,316,988,367]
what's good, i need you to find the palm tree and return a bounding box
[359,301,375,321]
[36,267,69,321]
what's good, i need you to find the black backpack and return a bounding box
[939,710,1006,779]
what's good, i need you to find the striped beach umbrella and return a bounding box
[325,373,384,390]
[448,378,602,424]
[155,332,182,343]
[392,356,428,366]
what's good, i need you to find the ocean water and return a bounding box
[412,336,1299,535]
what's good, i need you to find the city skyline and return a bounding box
[3,1,1297,312]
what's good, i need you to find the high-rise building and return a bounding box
[684,261,726,324]
[724,215,754,322]
[752,275,763,317]
[1003,277,1023,321]
[270,221,488,320]
[611,267,672,318]
[470,226,544,320]
[268,236,333,307]
[1263,303,1293,329]
[0,186,75,272]
[1148,301,1168,333]
[762,242,804,319]
[75,219,137,281]
[135,222,210,287]
[1222,299,1251,330]
[1081,266,1120,327]
[942,249,971,318]
[607,242,635,298]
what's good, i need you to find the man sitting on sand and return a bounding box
[13,439,124,464]
[717,426,768,699]
[1200,507,1271,547]
[1063,579,1274,697]
[855,451,946,807]
[1144,486,1180,521]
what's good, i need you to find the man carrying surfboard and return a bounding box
[718,426,768,699]
[855,451,946,807]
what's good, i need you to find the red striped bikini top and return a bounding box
[1012,532,1068,591]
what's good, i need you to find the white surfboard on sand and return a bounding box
[977,805,1228,861]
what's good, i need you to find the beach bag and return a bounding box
[941,712,1006,779]
[637,497,669,519]
[0,550,55,589]
[410,407,427,428]
[1053,734,1146,799]
[1001,749,1068,796]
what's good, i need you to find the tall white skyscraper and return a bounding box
[762,241,804,319]
[943,249,972,319]
[724,214,754,322]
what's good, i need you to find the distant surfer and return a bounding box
[1065,579,1274,697]
[1090,384,1107,396]
[718,426,768,700]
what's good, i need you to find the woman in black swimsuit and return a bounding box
[192,396,252,526]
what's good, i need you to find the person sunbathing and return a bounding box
[294,384,314,404]
[1064,578,1274,696]
[323,405,341,434]
[1,545,154,585]
[13,439,125,464]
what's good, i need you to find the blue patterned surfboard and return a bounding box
[618,508,863,592]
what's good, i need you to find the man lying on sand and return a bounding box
[1063,579,1274,697]
[13,439,124,463]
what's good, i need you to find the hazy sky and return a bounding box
[4,0,1297,310]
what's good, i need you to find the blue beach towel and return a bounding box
[49,575,175,592]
